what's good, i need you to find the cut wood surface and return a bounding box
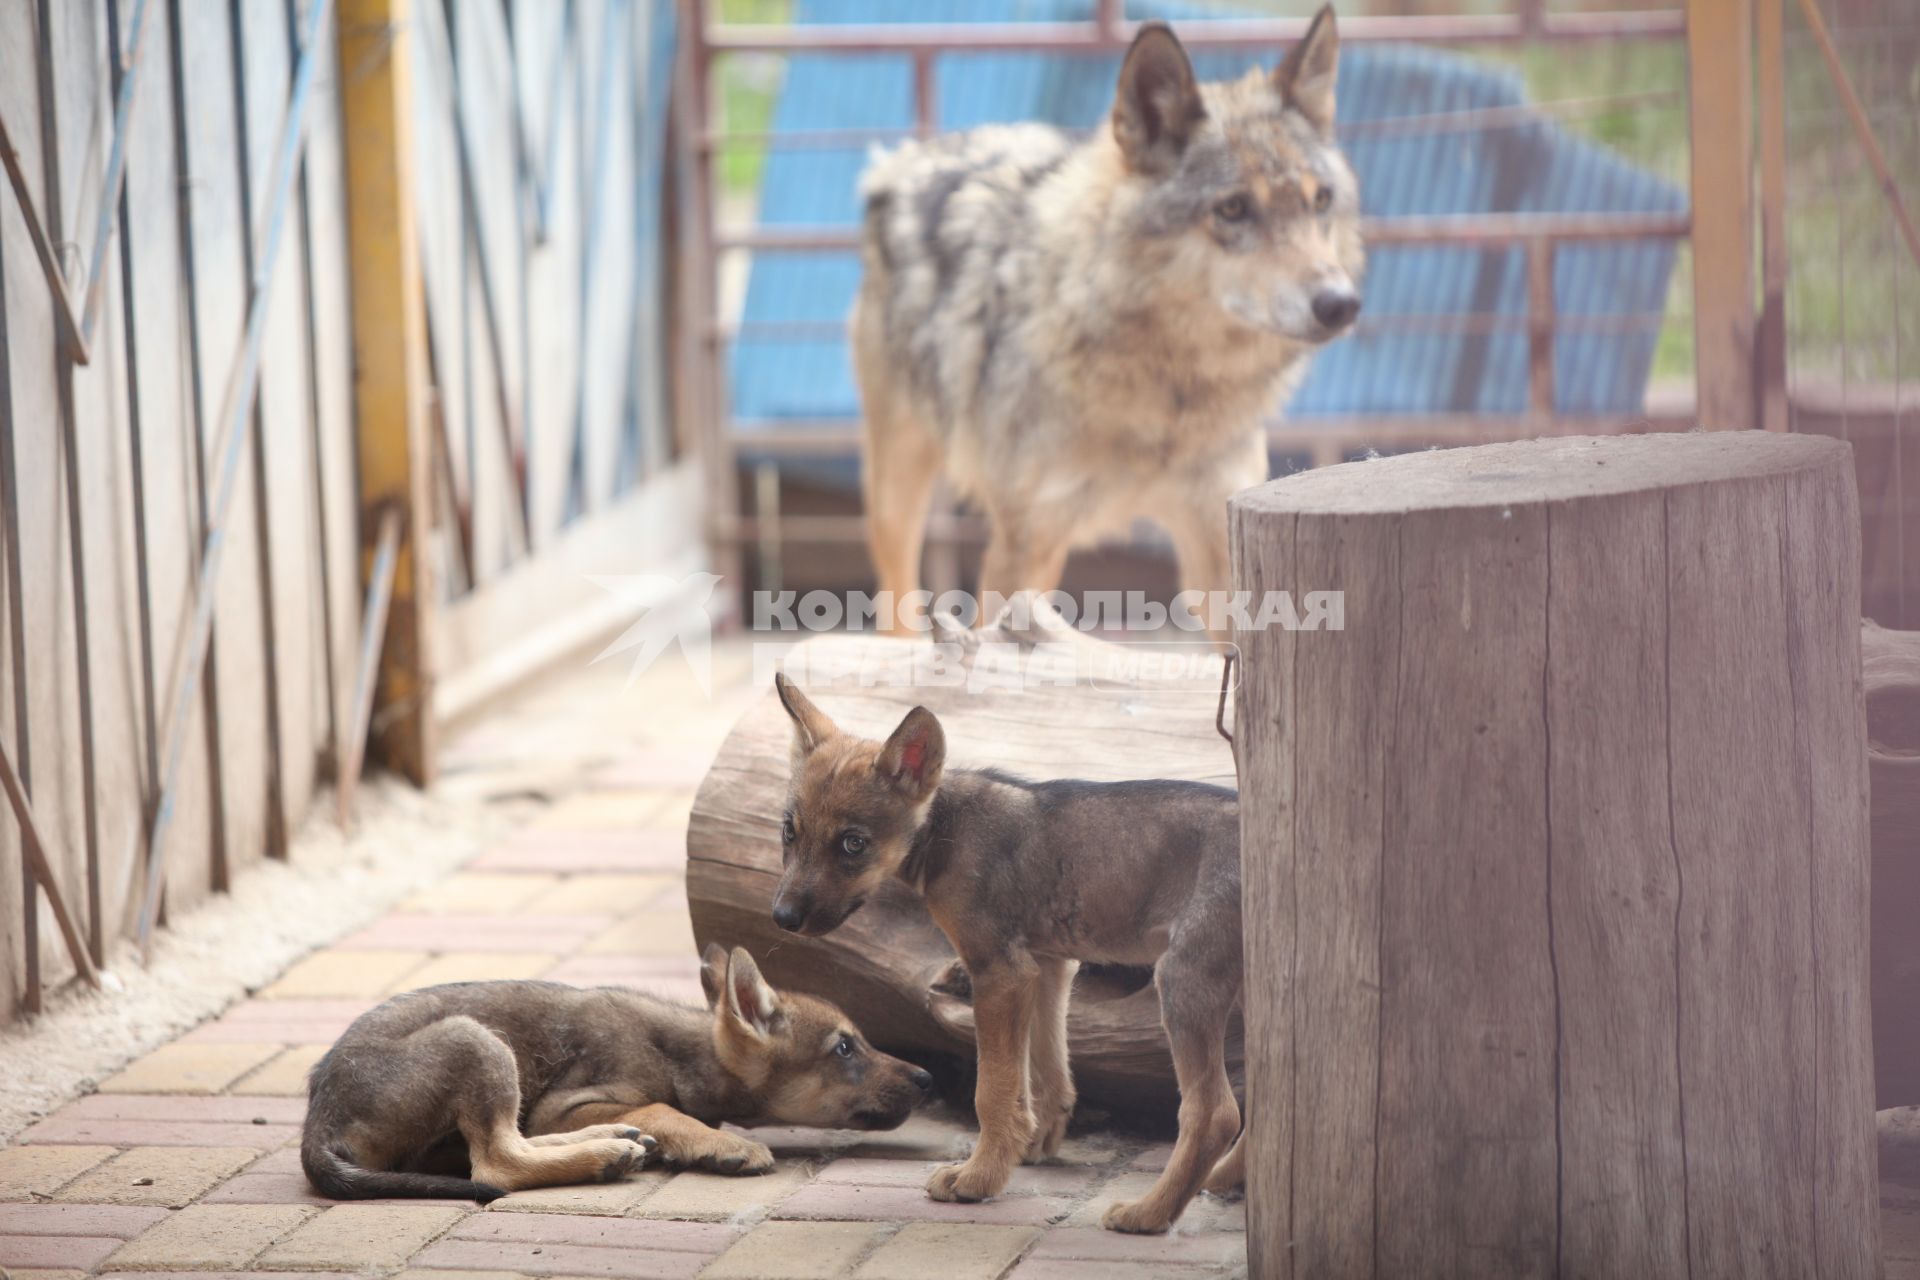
[685,626,1239,1112]
[1230,432,1880,1280]
[1867,619,1920,1107]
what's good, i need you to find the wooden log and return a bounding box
[685,618,1239,1112]
[1866,619,1920,1107]
[1229,432,1880,1279]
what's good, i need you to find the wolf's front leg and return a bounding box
[617,1103,774,1175]
[928,955,1037,1202]
[1024,957,1078,1162]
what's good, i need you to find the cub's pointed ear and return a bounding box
[877,706,945,802]
[775,672,839,765]
[1112,22,1204,175]
[722,947,782,1037]
[698,942,730,1009]
[1274,5,1340,134]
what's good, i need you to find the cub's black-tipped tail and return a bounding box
[301,1142,505,1203]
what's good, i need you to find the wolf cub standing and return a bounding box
[770,674,1244,1234]
[853,8,1361,627]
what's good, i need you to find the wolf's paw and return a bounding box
[1023,1102,1072,1163]
[1101,1198,1173,1235]
[591,1135,657,1182]
[926,1159,1005,1203]
[698,1136,774,1176]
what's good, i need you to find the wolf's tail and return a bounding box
[301,1140,505,1203]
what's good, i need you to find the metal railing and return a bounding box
[678,0,1698,574]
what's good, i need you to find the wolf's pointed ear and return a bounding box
[722,946,781,1037]
[698,942,730,1008]
[1112,22,1204,175]
[775,671,839,763]
[1274,5,1339,134]
[878,706,945,802]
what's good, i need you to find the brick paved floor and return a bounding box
[5,641,1917,1279]
[0,644,1247,1280]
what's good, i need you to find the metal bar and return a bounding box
[335,504,401,827]
[0,111,89,364]
[38,0,106,984]
[715,211,1693,253]
[0,208,39,1012]
[112,0,161,964]
[228,0,291,862]
[286,0,343,774]
[912,50,935,139]
[1687,0,1756,431]
[139,0,333,957]
[338,0,439,786]
[1756,0,1789,433]
[708,311,1667,344]
[703,11,1687,52]
[1791,0,1920,273]
[0,741,102,990]
[78,0,155,350]
[1525,239,1555,415]
[164,0,229,899]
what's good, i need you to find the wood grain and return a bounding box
[1229,432,1879,1278]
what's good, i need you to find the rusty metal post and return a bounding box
[1687,0,1758,430]
[338,0,438,784]
[1526,238,1556,415]
[1756,0,1789,433]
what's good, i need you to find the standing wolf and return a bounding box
[852,8,1362,625]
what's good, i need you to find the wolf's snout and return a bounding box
[911,1067,934,1093]
[1312,288,1361,331]
[772,896,807,932]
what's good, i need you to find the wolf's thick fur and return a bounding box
[769,673,1245,1235]
[853,9,1362,623]
[300,945,932,1201]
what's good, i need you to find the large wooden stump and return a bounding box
[1229,433,1880,1279]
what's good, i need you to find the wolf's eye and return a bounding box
[840,833,868,857]
[782,815,797,845]
[833,1035,856,1059]
[1214,194,1251,223]
[1313,185,1334,214]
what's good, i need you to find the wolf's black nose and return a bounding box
[772,900,805,932]
[911,1068,934,1093]
[1312,289,1361,330]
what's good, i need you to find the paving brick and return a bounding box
[1021,1226,1247,1268]
[841,1110,975,1162]
[539,954,699,991]
[719,1126,859,1161]
[201,1170,482,1211]
[53,1147,256,1208]
[261,950,429,999]
[635,1165,812,1222]
[701,1221,886,1280]
[579,910,696,956]
[386,952,563,992]
[468,830,685,874]
[101,1044,286,1095]
[336,914,610,954]
[773,1183,1071,1228]
[407,1238,708,1280]
[1125,1144,1172,1172]
[854,1223,1039,1280]
[401,873,559,915]
[0,1145,116,1201]
[0,1234,123,1270]
[176,999,374,1046]
[485,1172,669,1216]
[230,1045,330,1097]
[61,1096,306,1125]
[0,1203,170,1236]
[531,791,675,831]
[258,1204,469,1269]
[590,753,714,791]
[106,1204,315,1269]
[17,1120,297,1150]
[1005,1260,1224,1280]
[446,1215,735,1253]
[4,1268,88,1280]
[643,792,696,834]
[390,1271,530,1280]
[520,874,676,916]
[817,1159,1100,1198]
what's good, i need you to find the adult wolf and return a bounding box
[852,7,1362,628]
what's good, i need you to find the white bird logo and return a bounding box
[588,572,726,693]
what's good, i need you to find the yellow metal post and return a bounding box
[338,0,437,784]
[1686,0,1758,431]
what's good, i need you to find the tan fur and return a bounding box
[853,10,1361,630]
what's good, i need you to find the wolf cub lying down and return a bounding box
[301,944,932,1201]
